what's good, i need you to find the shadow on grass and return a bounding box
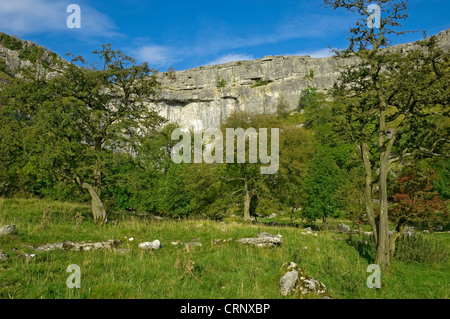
[346,234,376,264]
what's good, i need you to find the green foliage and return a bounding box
[18,45,45,64]
[252,78,270,87]
[432,158,450,199]
[1,33,23,51]
[395,235,448,264]
[303,148,346,222]
[157,164,193,218]
[389,164,448,229]
[216,76,226,88]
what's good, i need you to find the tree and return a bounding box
[0,44,164,224]
[389,165,448,256]
[276,126,315,223]
[216,112,279,222]
[324,0,449,269]
[303,147,346,224]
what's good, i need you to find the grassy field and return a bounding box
[0,198,448,299]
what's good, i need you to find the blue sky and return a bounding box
[1,0,449,71]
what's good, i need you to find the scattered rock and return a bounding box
[363,231,373,237]
[236,232,282,247]
[338,223,351,233]
[185,241,202,247]
[423,230,430,233]
[171,241,182,246]
[21,253,36,261]
[0,253,8,261]
[403,226,415,237]
[435,226,443,231]
[36,243,64,252]
[301,228,318,236]
[279,262,331,299]
[128,237,134,242]
[0,225,15,237]
[138,240,162,250]
[212,238,233,245]
[63,239,121,252]
[267,213,278,219]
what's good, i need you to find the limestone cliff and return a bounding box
[153,29,449,130]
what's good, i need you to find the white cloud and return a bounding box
[292,48,335,58]
[132,45,179,68]
[206,53,254,66]
[0,0,119,37]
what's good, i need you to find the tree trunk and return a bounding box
[243,177,252,222]
[361,141,377,244]
[389,223,406,258]
[75,177,107,225]
[375,109,390,270]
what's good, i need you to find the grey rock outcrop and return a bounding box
[279,262,331,298]
[279,262,299,296]
[35,242,64,252]
[236,232,282,247]
[0,253,8,261]
[36,240,121,252]
[138,240,162,250]
[0,225,15,237]
[63,239,121,252]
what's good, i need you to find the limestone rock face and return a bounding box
[0,33,66,81]
[153,55,353,130]
[152,29,450,130]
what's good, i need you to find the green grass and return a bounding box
[0,198,448,299]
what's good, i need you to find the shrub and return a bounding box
[216,76,226,88]
[252,78,270,87]
[394,235,448,264]
[1,34,23,51]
